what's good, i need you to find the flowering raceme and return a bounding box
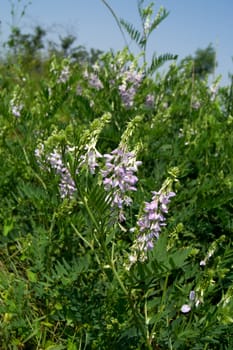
[84,70,103,90]
[101,147,142,221]
[137,190,175,249]
[79,146,102,174]
[118,69,143,108]
[35,145,77,199]
[118,84,136,108]
[57,65,70,84]
[10,98,24,117]
[47,149,77,199]
[129,189,175,264]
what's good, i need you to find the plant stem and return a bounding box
[149,273,169,344]
[100,0,129,49]
[80,187,151,348]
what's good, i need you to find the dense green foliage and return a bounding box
[0,1,233,349]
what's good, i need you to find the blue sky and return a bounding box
[1,0,232,85]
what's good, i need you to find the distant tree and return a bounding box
[6,25,46,58]
[4,25,104,72]
[182,44,217,79]
[48,34,103,64]
[60,34,76,55]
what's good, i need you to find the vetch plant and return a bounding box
[79,145,102,174]
[78,112,111,174]
[137,190,176,248]
[10,98,24,117]
[47,148,77,199]
[129,184,175,264]
[35,144,77,199]
[101,147,142,221]
[0,1,233,349]
[118,68,144,107]
[57,65,70,84]
[84,69,103,90]
[145,93,155,108]
[9,87,24,117]
[102,0,177,73]
[181,290,200,314]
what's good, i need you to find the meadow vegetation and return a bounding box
[0,1,233,349]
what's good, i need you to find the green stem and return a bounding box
[72,223,102,268]
[79,190,150,347]
[102,240,128,297]
[149,273,169,344]
[100,0,129,49]
[71,223,94,250]
[83,195,99,231]
[103,240,151,347]
[144,292,152,348]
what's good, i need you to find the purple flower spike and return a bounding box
[118,69,144,108]
[87,72,103,90]
[48,149,77,199]
[129,189,175,261]
[101,147,141,221]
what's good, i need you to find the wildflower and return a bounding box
[47,150,64,173]
[124,70,143,88]
[101,147,142,221]
[189,290,195,301]
[200,241,218,267]
[79,146,102,174]
[145,94,155,108]
[136,190,175,251]
[87,72,103,90]
[118,84,136,108]
[118,69,143,108]
[209,83,218,101]
[181,304,191,313]
[178,128,184,138]
[47,149,77,199]
[35,143,45,165]
[83,70,89,79]
[57,66,70,83]
[128,189,175,265]
[10,99,23,117]
[92,63,100,72]
[35,145,77,199]
[59,171,77,199]
[181,290,200,313]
